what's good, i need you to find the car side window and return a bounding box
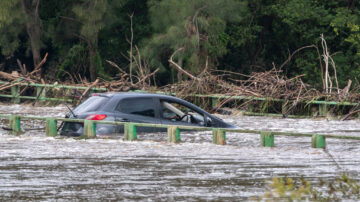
[160,100,205,125]
[116,98,155,117]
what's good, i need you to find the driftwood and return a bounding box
[77,78,99,104]
[341,109,360,121]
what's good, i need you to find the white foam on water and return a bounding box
[0,104,359,200]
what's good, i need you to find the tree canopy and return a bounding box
[0,0,358,88]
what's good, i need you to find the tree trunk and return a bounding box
[21,0,42,74]
[88,45,97,82]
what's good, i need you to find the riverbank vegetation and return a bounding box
[255,174,360,201]
[0,1,359,104]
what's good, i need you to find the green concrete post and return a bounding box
[281,101,287,115]
[167,126,180,143]
[261,132,274,147]
[248,104,254,112]
[36,87,46,102]
[9,115,21,133]
[319,104,328,117]
[45,118,58,137]
[11,85,20,104]
[83,120,96,137]
[212,129,226,145]
[124,123,137,141]
[312,134,326,148]
[211,97,219,109]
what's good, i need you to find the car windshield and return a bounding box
[74,96,109,114]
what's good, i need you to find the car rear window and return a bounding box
[74,96,109,114]
[116,98,155,117]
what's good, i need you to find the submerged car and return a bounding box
[60,92,235,136]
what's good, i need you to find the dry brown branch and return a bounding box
[17,59,27,75]
[77,78,99,104]
[106,60,128,75]
[341,108,360,121]
[136,68,159,85]
[0,82,21,91]
[31,52,48,75]
[168,47,201,81]
[134,45,145,79]
[129,13,134,85]
[278,45,316,70]
[321,34,339,94]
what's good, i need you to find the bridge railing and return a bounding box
[0,81,358,117]
[0,81,107,103]
[1,114,359,149]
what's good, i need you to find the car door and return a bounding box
[115,97,161,133]
[159,99,206,128]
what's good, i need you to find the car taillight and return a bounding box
[86,114,107,120]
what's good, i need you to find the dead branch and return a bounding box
[278,45,317,70]
[341,108,360,121]
[321,34,339,94]
[128,13,134,85]
[17,59,27,75]
[77,78,99,104]
[31,52,48,75]
[168,47,201,81]
[106,60,128,75]
[136,68,159,85]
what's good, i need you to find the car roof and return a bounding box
[94,92,180,100]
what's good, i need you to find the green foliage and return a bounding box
[0,0,359,89]
[57,44,88,81]
[255,174,360,201]
[72,0,108,45]
[0,0,22,28]
[0,0,24,56]
[142,0,247,84]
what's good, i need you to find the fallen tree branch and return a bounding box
[136,68,159,85]
[168,47,201,81]
[31,52,48,75]
[341,109,360,121]
[77,78,99,104]
[278,45,316,70]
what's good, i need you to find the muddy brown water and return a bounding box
[0,104,359,200]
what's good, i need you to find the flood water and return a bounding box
[0,104,359,200]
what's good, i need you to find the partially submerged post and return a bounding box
[167,126,180,143]
[319,104,328,117]
[211,97,219,109]
[83,120,96,137]
[312,134,326,148]
[45,118,57,136]
[124,123,137,141]
[9,115,21,133]
[212,129,226,145]
[261,131,274,147]
[11,85,20,104]
[36,86,46,103]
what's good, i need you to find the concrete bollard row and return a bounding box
[4,115,329,149]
